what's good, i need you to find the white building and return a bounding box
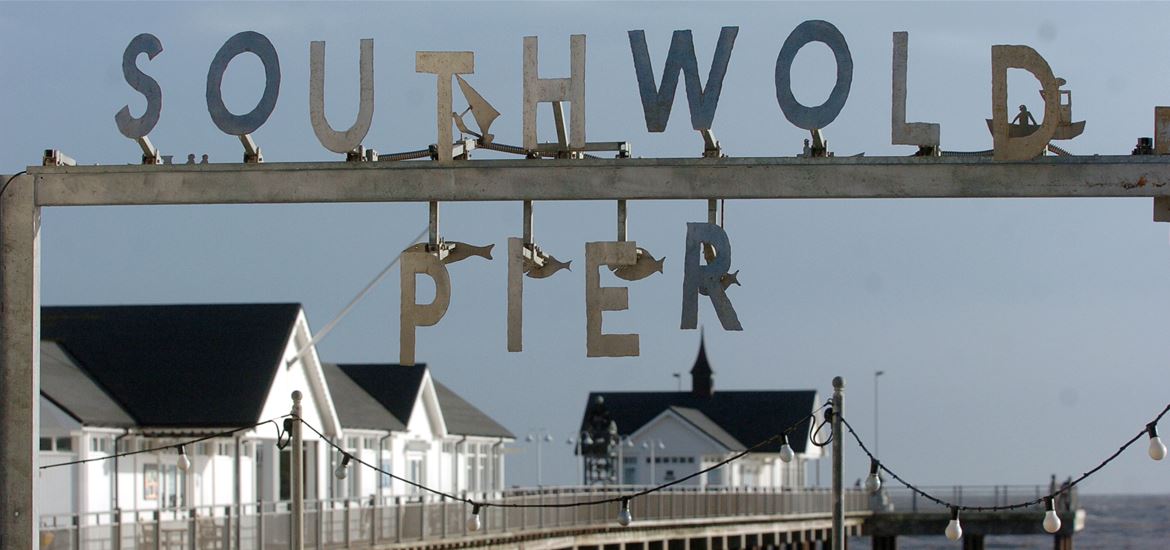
[36,303,511,520]
[577,337,823,488]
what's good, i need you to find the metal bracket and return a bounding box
[136,136,162,165]
[239,134,263,164]
[617,200,627,242]
[42,149,76,167]
[346,146,378,162]
[701,130,723,159]
[806,129,831,158]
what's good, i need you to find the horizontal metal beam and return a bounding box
[27,155,1170,207]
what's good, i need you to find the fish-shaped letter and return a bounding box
[442,241,494,264]
[525,254,571,279]
[611,248,665,281]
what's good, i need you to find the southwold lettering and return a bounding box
[115,22,1073,159]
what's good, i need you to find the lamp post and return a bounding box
[566,431,593,486]
[874,370,885,459]
[526,431,553,486]
[616,437,633,485]
[641,439,665,485]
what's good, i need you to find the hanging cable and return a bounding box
[39,416,289,470]
[286,225,428,366]
[838,401,1170,513]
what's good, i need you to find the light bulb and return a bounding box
[177,446,191,472]
[617,499,632,527]
[778,434,794,463]
[467,505,482,532]
[944,508,962,541]
[1148,423,1166,461]
[1043,498,1061,533]
[583,434,594,445]
[334,454,351,480]
[864,460,881,493]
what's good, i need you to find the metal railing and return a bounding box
[39,486,869,550]
[878,484,1079,514]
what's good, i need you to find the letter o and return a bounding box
[206,31,281,136]
[774,20,853,130]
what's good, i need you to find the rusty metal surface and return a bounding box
[585,241,638,357]
[399,251,451,366]
[990,45,1061,161]
[523,35,586,151]
[890,32,939,148]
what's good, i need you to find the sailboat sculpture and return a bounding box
[986,84,1085,140]
[453,75,501,143]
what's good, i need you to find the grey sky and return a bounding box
[3,2,1168,494]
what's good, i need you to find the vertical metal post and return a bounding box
[153,510,162,550]
[523,201,534,244]
[188,507,197,550]
[113,508,122,550]
[0,174,40,550]
[617,200,627,241]
[428,201,440,245]
[831,376,845,550]
[223,506,232,550]
[291,391,305,550]
[257,501,265,550]
[394,497,402,543]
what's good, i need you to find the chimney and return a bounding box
[690,332,714,398]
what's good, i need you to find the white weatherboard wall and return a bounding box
[629,413,724,487]
[389,374,446,497]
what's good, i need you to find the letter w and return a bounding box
[628,27,738,132]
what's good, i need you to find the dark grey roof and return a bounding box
[334,364,427,426]
[434,381,513,438]
[41,342,135,428]
[333,363,513,439]
[667,406,743,451]
[41,304,302,428]
[581,390,819,454]
[321,363,405,432]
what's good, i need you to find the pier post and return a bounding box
[831,376,844,550]
[291,391,304,550]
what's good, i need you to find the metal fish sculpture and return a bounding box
[611,248,665,281]
[525,254,572,279]
[699,270,741,296]
[442,241,494,264]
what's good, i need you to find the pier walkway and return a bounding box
[38,485,1081,550]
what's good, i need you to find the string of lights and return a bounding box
[839,401,1170,540]
[301,403,828,530]
[38,415,291,471]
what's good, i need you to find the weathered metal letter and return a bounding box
[991,45,1061,160]
[585,241,638,358]
[310,39,374,154]
[891,32,940,147]
[681,223,742,331]
[206,31,281,136]
[400,251,452,366]
[417,51,475,162]
[775,20,852,130]
[523,35,586,151]
[115,33,164,139]
[628,27,738,132]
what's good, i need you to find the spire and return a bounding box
[690,329,714,398]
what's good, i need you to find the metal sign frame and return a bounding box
[5,155,1170,548]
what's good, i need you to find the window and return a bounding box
[346,437,359,450]
[57,436,73,452]
[408,457,424,494]
[40,438,51,451]
[380,458,392,489]
[442,442,454,453]
[364,438,376,450]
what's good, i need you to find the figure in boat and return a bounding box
[986,78,1085,140]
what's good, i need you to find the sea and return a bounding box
[848,494,1170,549]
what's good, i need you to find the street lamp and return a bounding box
[616,437,634,485]
[874,370,885,459]
[566,431,593,486]
[526,430,554,486]
[641,439,666,485]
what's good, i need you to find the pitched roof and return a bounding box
[334,363,427,426]
[433,381,513,438]
[40,342,135,428]
[41,304,302,428]
[333,363,513,439]
[581,390,819,454]
[321,363,405,432]
[667,406,743,451]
